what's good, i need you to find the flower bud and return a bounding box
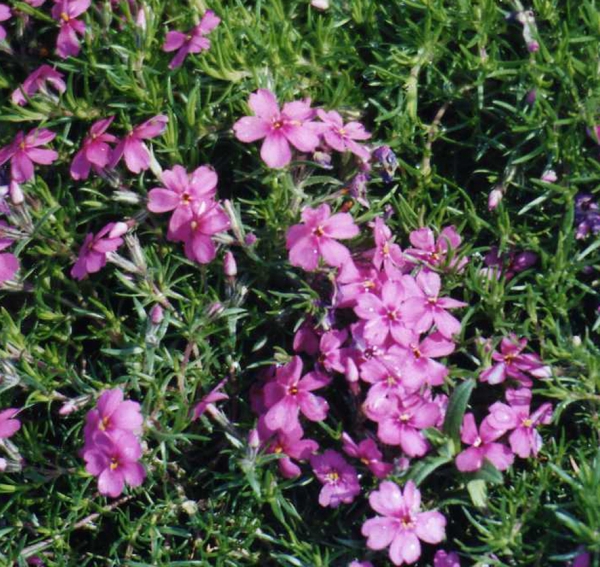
[541,169,557,183]
[488,188,503,210]
[311,0,329,9]
[248,428,260,449]
[150,304,164,324]
[223,251,237,277]
[9,181,24,205]
[244,233,257,246]
[526,89,537,104]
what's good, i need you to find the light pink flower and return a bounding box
[0,221,19,285]
[479,334,551,387]
[335,260,382,308]
[233,89,321,168]
[405,226,466,271]
[52,0,91,59]
[70,221,128,280]
[0,408,21,438]
[455,413,514,472]
[0,128,58,183]
[110,115,168,174]
[316,109,371,161]
[371,217,405,277]
[0,4,11,41]
[362,480,446,566]
[311,449,360,508]
[83,430,145,497]
[263,356,330,433]
[434,550,461,566]
[286,204,359,270]
[399,270,466,339]
[342,432,393,478]
[163,10,220,69]
[267,426,319,478]
[70,117,118,180]
[147,164,217,238]
[192,378,228,420]
[11,65,66,106]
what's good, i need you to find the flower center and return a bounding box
[473,437,482,447]
[313,226,325,237]
[400,518,415,529]
[274,445,283,454]
[363,280,376,290]
[109,458,119,470]
[399,412,411,422]
[411,346,421,359]
[272,120,283,130]
[360,457,371,466]
[387,375,397,387]
[338,128,347,136]
[19,142,27,151]
[427,296,438,305]
[326,471,339,483]
[61,12,70,22]
[289,386,299,396]
[523,418,533,428]
[99,417,110,431]
[190,220,198,230]
[181,192,192,205]
[504,353,516,364]
[387,310,398,321]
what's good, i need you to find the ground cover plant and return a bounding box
[0,0,600,565]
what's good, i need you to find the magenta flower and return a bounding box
[147,164,217,237]
[349,562,373,567]
[335,260,382,308]
[170,201,230,265]
[293,320,320,356]
[362,480,446,566]
[286,204,359,270]
[11,65,66,106]
[0,128,58,183]
[192,378,228,420]
[233,89,321,168]
[405,226,466,271]
[0,408,21,438]
[455,413,514,472]
[70,117,118,180]
[342,432,393,478]
[0,221,19,285]
[316,109,371,161]
[70,221,128,280]
[374,395,439,457]
[371,217,405,277]
[110,115,168,174]
[486,388,553,458]
[83,388,143,445]
[480,334,551,387]
[268,426,319,478]
[51,0,91,59]
[263,356,330,433]
[310,449,360,507]
[0,4,11,41]
[163,10,220,69]
[317,329,348,373]
[434,550,461,567]
[399,270,466,339]
[83,430,145,497]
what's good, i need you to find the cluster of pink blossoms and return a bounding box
[82,389,145,498]
[234,89,371,168]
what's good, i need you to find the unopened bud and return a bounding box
[488,188,503,211]
[9,181,24,205]
[207,302,224,319]
[541,169,557,183]
[311,0,329,9]
[113,190,142,204]
[109,221,129,239]
[223,251,237,277]
[244,233,257,246]
[572,335,582,347]
[150,304,164,324]
[248,428,260,449]
[526,89,537,104]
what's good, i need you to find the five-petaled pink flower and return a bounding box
[0,221,19,285]
[163,10,220,69]
[286,204,359,270]
[70,117,118,180]
[110,115,168,173]
[0,4,11,42]
[405,226,467,272]
[0,128,58,183]
[342,432,393,478]
[316,109,371,161]
[267,426,319,478]
[310,449,360,508]
[263,355,331,433]
[455,413,514,472]
[233,89,321,168]
[362,480,446,566]
[51,0,91,59]
[70,221,128,280]
[147,164,217,238]
[0,408,21,439]
[83,430,146,497]
[434,550,461,567]
[11,65,66,106]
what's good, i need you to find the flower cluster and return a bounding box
[82,389,146,498]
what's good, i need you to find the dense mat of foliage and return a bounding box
[1,0,600,565]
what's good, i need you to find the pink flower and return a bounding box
[455,413,514,472]
[51,0,91,59]
[293,320,320,356]
[286,204,359,270]
[434,550,461,567]
[370,217,405,276]
[70,221,128,280]
[488,188,503,211]
[399,270,466,339]
[263,356,330,432]
[486,388,552,458]
[147,164,217,238]
[192,378,228,420]
[170,201,230,265]
[223,250,237,277]
[70,117,118,180]
[11,65,66,106]
[316,109,371,161]
[405,226,466,271]
[311,449,360,507]
[479,334,551,387]
[163,10,220,69]
[0,128,58,183]
[335,260,382,308]
[342,432,393,478]
[362,480,446,566]
[83,430,146,497]
[0,221,19,285]
[110,115,168,174]
[0,4,11,41]
[233,89,321,168]
[0,408,21,438]
[83,388,143,446]
[572,550,591,567]
[267,426,319,478]
[317,329,348,373]
[374,395,439,457]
